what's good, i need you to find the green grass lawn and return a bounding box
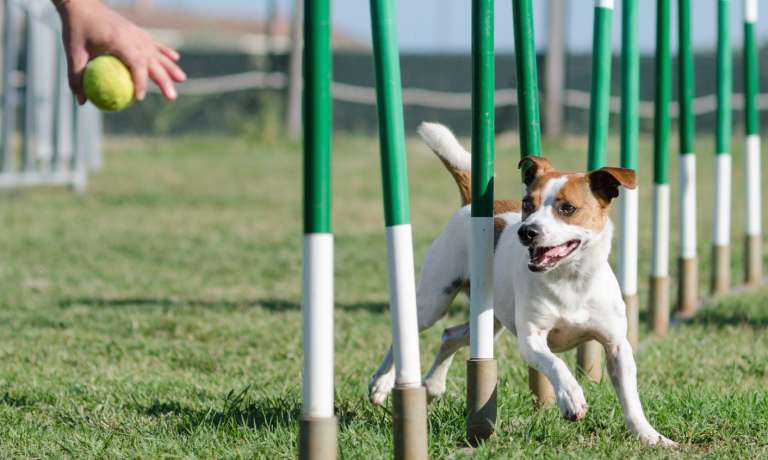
[0,132,765,458]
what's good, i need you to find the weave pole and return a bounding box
[467,0,497,444]
[618,0,639,348]
[743,0,762,286]
[369,1,428,458]
[712,0,732,296]
[299,0,337,459]
[512,0,554,406]
[578,0,613,382]
[649,0,671,336]
[677,0,698,316]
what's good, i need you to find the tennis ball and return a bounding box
[83,55,134,112]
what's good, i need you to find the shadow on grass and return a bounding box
[58,297,391,313]
[137,387,357,434]
[688,308,768,329]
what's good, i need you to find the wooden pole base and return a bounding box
[649,275,669,336]
[576,341,602,383]
[677,257,697,318]
[623,293,639,350]
[528,366,555,406]
[466,358,497,444]
[299,416,338,460]
[392,385,428,460]
[711,244,730,296]
[745,234,763,287]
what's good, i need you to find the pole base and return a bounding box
[677,257,698,318]
[392,385,428,460]
[649,275,669,336]
[623,293,639,350]
[576,341,602,383]
[745,235,763,287]
[299,416,338,460]
[711,244,730,296]
[528,366,554,407]
[466,358,497,444]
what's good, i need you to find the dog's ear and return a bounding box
[517,156,553,187]
[588,167,636,204]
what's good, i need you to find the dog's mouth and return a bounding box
[528,239,581,272]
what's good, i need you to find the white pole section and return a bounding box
[679,155,697,259]
[713,155,731,247]
[470,217,494,359]
[651,184,671,278]
[301,234,335,418]
[618,188,639,296]
[386,224,423,386]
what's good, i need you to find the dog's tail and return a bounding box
[417,122,471,206]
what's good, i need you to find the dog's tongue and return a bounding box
[532,242,576,265]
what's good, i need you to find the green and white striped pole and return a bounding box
[299,0,337,458]
[712,0,731,296]
[650,0,671,336]
[677,0,698,316]
[743,0,762,286]
[512,0,554,406]
[467,0,497,444]
[369,1,428,458]
[618,0,639,348]
[578,0,613,382]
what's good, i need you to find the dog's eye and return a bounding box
[522,197,535,213]
[558,202,577,216]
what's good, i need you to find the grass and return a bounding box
[0,132,764,458]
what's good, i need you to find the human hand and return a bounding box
[56,0,186,104]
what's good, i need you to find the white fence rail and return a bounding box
[1,0,102,192]
[166,69,767,120]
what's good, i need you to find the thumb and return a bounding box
[66,45,89,105]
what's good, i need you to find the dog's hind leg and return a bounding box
[423,319,503,401]
[368,209,471,405]
[368,346,395,405]
[368,279,460,406]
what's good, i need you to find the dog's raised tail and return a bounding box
[417,122,471,206]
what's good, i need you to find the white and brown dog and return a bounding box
[368,122,675,446]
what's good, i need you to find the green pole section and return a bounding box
[744,7,759,136]
[654,0,670,184]
[587,3,613,170]
[620,0,638,170]
[511,0,541,159]
[472,0,494,216]
[303,0,332,234]
[716,0,731,156]
[370,0,411,227]
[678,0,695,155]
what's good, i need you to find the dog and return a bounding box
[368,122,675,446]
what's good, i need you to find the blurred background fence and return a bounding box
[1,0,102,191]
[5,0,768,167]
[100,0,768,139]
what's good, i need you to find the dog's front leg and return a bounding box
[604,338,676,446]
[517,330,588,420]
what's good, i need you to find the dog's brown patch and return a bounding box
[438,158,472,206]
[553,175,610,232]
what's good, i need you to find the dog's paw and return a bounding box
[556,384,588,421]
[423,378,446,403]
[368,371,395,406]
[638,431,678,448]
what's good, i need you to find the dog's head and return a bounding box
[516,156,636,273]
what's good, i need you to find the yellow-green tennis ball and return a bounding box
[83,55,134,112]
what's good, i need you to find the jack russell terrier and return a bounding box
[368,122,675,446]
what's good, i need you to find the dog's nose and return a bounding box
[517,224,539,246]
